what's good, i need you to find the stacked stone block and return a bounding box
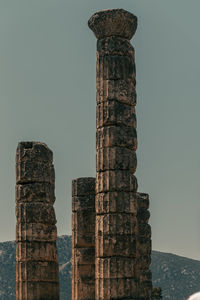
[89,9,137,300]
[88,8,152,299]
[135,193,152,299]
[16,142,59,300]
[72,177,95,300]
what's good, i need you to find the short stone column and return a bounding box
[88,8,152,299]
[72,177,95,300]
[16,142,59,300]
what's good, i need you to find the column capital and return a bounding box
[88,9,137,40]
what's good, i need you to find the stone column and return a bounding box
[88,9,152,299]
[72,177,95,300]
[135,193,152,299]
[16,142,59,300]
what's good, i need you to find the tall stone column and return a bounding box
[16,142,59,300]
[72,177,95,300]
[88,9,152,299]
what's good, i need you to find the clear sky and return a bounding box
[0,0,200,260]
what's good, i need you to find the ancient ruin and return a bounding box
[15,8,153,300]
[88,8,152,299]
[16,142,59,300]
[72,8,152,300]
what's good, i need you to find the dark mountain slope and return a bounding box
[0,235,199,300]
[152,250,200,299]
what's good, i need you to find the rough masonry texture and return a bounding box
[72,177,95,300]
[88,9,152,299]
[16,142,59,300]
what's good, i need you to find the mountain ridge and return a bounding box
[0,235,199,300]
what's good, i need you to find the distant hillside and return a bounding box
[151,250,200,299]
[0,235,200,300]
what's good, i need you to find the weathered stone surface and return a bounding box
[134,193,152,298]
[16,281,59,300]
[97,55,135,80]
[72,210,95,236]
[139,270,152,297]
[73,229,95,248]
[72,177,95,300]
[97,79,136,106]
[16,242,58,262]
[96,147,137,172]
[16,141,59,300]
[73,248,95,265]
[134,269,152,299]
[136,239,151,256]
[97,36,135,57]
[137,223,151,238]
[16,182,55,203]
[16,161,55,184]
[72,177,96,197]
[96,126,137,150]
[16,261,59,281]
[89,9,152,299]
[96,257,136,279]
[95,277,139,299]
[96,171,138,193]
[96,213,136,235]
[16,223,57,242]
[137,236,151,248]
[88,9,137,40]
[72,195,95,212]
[135,255,151,270]
[96,100,136,129]
[96,192,148,215]
[16,202,56,224]
[138,281,153,299]
[135,192,150,210]
[72,211,95,253]
[96,234,136,257]
[136,208,150,223]
[96,192,137,214]
[73,279,95,300]
[16,142,55,184]
[16,141,53,163]
[74,263,95,280]
[140,270,152,282]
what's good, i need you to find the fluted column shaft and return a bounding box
[95,36,138,300]
[16,142,59,300]
[88,9,152,300]
[72,177,96,300]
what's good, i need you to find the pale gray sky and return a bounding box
[0,0,200,260]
